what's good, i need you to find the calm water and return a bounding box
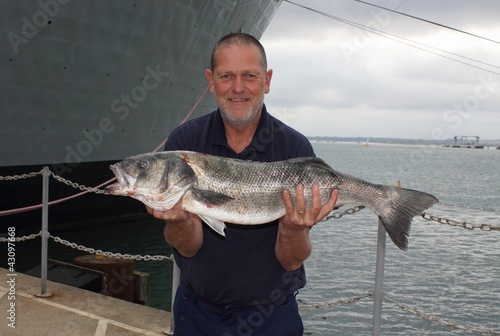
[4,142,500,335]
[300,142,500,335]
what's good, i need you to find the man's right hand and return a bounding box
[146,203,203,258]
[145,201,190,223]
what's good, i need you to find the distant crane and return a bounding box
[452,136,484,149]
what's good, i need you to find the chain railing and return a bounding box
[0,231,41,243]
[49,171,111,195]
[422,212,500,231]
[323,205,365,221]
[299,292,373,311]
[1,167,499,335]
[385,295,500,335]
[299,292,500,335]
[50,234,173,261]
[0,170,44,181]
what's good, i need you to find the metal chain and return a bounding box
[0,170,43,181]
[385,295,500,335]
[0,231,42,242]
[301,292,500,335]
[50,235,173,261]
[50,171,111,195]
[322,205,366,221]
[422,212,500,232]
[300,292,373,311]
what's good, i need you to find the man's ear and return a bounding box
[264,69,273,94]
[205,69,215,94]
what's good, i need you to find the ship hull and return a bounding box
[0,0,282,232]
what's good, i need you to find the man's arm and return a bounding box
[146,203,203,258]
[275,185,338,271]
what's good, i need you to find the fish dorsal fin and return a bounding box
[287,157,333,171]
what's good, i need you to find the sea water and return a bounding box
[299,142,500,335]
[5,142,500,335]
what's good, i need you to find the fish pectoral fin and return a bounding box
[191,188,234,206]
[158,183,194,209]
[198,215,227,237]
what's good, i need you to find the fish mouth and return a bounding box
[106,164,137,194]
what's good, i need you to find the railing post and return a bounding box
[36,166,52,297]
[165,258,180,335]
[372,219,386,336]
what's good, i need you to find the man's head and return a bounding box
[205,33,273,128]
[210,33,267,72]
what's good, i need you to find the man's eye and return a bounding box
[244,74,257,80]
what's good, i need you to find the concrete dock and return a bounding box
[0,268,172,335]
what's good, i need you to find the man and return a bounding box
[147,33,338,335]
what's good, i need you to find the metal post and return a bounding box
[36,166,52,297]
[372,219,386,336]
[165,258,180,335]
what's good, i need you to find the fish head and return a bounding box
[106,152,197,210]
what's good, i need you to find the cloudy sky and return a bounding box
[259,0,500,140]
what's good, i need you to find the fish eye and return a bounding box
[137,160,149,170]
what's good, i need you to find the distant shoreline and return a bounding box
[307,136,500,148]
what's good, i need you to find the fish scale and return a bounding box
[107,150,439,250]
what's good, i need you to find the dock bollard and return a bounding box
[74,255,135,302]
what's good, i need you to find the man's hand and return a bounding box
[145,202,203,258]
[282,184,338,230]
[145,201,190,223]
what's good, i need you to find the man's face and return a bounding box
[205,44,273,126]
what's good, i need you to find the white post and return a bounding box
[165,258,180,335]
[37,166,52,297]
[372,219,386,336]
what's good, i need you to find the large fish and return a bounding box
[106,151,438,250]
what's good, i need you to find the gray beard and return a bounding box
[219,104,262,127]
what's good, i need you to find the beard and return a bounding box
[217,96,264,127]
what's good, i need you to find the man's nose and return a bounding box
[231,76,245,93]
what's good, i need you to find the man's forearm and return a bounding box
[275,224,312,271]
[164,215,203,258]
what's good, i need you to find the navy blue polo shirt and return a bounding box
[165,104,315,307]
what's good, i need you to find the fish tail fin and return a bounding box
[377,187,438,250]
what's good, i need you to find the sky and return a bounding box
[259,0,500,140]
